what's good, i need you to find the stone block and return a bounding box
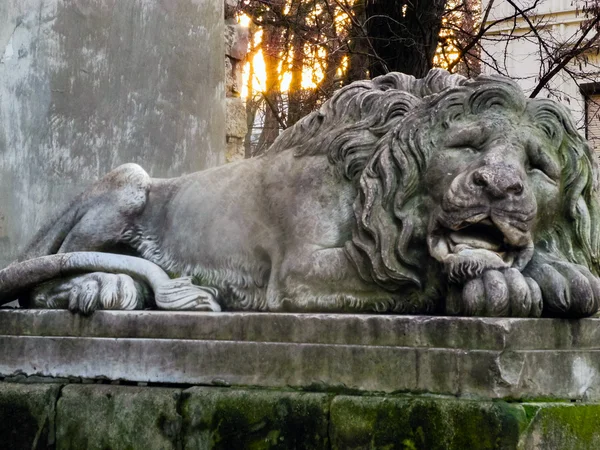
[0,335,418,392]
[0,382,60,450]
[0,310,550,349]
[181,387,331,449]
[226,97,248,138]
[330,395,526,450]
[225,56,236,94]
[55,384,181,450]
[225,22,249,61]
[5,381,600,449]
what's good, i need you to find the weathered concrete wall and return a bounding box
[3,382,600,450]
[0,0,225,267]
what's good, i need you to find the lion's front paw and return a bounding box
[448,268,543,317]
[523,259,600,317]
[30,272,145,314]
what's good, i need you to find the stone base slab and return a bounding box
[2,382,600,450]
[2,310,600,400]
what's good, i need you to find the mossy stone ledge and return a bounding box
[4,383,600,449]
[3,310,600,448]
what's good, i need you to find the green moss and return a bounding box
[330,395,528,450]
[519,403,600,449]
[328,398,600,450]
[9,382,600,450]
[522,404,541,423]
[181,387,331,449]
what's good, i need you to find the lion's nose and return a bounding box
[471,164,524,199]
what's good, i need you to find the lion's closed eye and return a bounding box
[445,125,488,151]
[448,144,480,154]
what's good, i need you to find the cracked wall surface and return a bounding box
[0,0,226,267]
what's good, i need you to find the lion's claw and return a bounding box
[483,270,510,316]
[504,268,531,316]
[461,277,485,315]
[450,255,600,318]
[452,268,542,317]
[524,259,600,317]
[524,276,543,317]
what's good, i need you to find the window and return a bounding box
[581,82,600,158]
[587,93,600,155]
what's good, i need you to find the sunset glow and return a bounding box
[238,9,346,99]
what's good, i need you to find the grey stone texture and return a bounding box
[6,310,600,401]
[0,0,226,267]
[56,384,181,450]
[0,382,60,449]
[4,382,600,449]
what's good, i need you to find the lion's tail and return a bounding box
[0,252,221,311]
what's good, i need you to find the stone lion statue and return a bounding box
[1,69,599,318]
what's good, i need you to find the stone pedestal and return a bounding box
[2,310,600,400]
[3,311,600,448]
[0,0,226,267]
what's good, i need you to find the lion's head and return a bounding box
[341,70,600,316]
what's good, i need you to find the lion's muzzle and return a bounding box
[428,162,537,283]
[471,163,525,199]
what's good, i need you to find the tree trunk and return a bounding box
[344,0,369,84]
[365,0,446,78]
[287,23,307,126]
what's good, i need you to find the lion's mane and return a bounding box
[528,98,600,272]
[269,69,600,312]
